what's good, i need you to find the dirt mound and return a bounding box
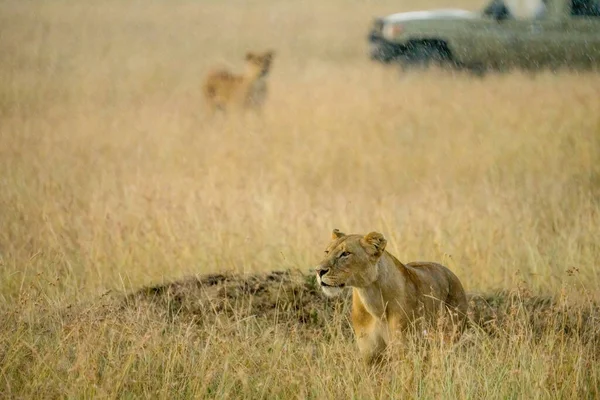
[124,270,353,339]
[124,270,600,342]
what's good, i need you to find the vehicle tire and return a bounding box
[370,48,394,63]
[369,41,400,64]
[401,42,449,70]
[467,63,487,78]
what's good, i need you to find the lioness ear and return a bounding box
[362,232,387,257]
[245,52,255,61]
[331,229,346,240]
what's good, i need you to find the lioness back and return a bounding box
[203,69,244,111]
[404,261,468,318]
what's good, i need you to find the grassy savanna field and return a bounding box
[1,0,600,398]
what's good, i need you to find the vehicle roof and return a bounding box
[382,9,480,22]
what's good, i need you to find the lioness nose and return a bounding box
[316,267,329,278]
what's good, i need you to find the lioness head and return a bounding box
[245,50,275,78]
[315,229,387,297]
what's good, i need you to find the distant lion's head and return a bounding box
[245,50,275,77]
[314,229,387,297]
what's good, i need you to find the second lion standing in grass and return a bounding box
[202,50,275,115]
[315,229,468,365]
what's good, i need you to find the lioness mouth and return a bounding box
[321,282,345,288]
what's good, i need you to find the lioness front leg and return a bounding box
[356,329,387,366]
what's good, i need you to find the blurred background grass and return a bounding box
[1,0,599,304]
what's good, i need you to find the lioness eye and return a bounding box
[340,251,351,258]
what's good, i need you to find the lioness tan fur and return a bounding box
[202,50,275,114]
[315,229,468,365]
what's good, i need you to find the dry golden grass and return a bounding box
[1,0,600,398]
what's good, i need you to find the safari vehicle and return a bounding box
[368,0,600,72]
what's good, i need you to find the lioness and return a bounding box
[202,50,275,114]
[315,229,468,365]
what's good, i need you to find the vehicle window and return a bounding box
[483,0,512,20]
[571,0,600,16]
[483,0,600,19]
[483,0,548,20]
